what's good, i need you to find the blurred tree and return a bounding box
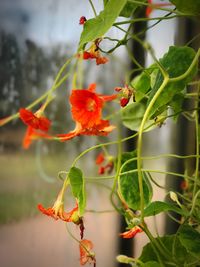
[0,31,23,117]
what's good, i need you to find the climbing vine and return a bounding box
[1,0,200,266]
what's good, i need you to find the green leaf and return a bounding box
[143,262,160,267]
[139,235,197,266]
[103,0,109,7]
[148,46,197,119]
[120,0,146,17]
[118,151,153,210]
[79,0,127,50]
[178,225,200,258]
[68,167,86,216]
[144,201,188,217]
[131,72,151,102]
[170,93,184,120]
[121,100,155,132]
[169,0,200,15]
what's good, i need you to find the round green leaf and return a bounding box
[148,46,197,119]
[121,100,155,132]
[139,235,197,265]
[178,225,200,258]
[118,151,153,210]
[144,201,188,217]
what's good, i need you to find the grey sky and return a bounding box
[0,0,102,47]
[0,0,175,60]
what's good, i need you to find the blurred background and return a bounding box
[0,0,198,267]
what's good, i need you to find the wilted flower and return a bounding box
[79,239,96,266]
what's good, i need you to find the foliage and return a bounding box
[1,0,200,266]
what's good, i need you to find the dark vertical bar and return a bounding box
[165,17,200,234]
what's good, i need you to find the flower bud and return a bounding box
[79,16,87,25]
[116,255,133,264]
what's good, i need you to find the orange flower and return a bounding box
[38,194,85,239]
[22,126,51,149]
[70,83,116,128]
[19,108,51,132]
[19,108,51,149]
[70,84,103,128]
[57,84,116,141]
[146,0,172,17]
[79,239,96,266]
[95,151,113,175]
[38,195,81,223]
[83,39,108,65]
[23,126,35,149]
[57,120,115,141]
[95,152,105,165]
[38,202,79,222]
[120,226,143,239]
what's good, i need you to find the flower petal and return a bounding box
[70,89,103,128]
[19,108,51,132]
[79,239,95,265]
[120,226,143,239]
[95,152,105,165]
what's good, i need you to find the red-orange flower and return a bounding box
[120,226,143,239]
[19,108,51,131]
[57,84,116,141]
[79,239,96,266]
[146,0,172,17]
[95,151,113,175]
[19,108,51,149]
[38,194,85,239]
[83,39,108,65]
[38,194,81,223]
[22,126,51,149]
[70,83,116,128]
[23,126,34,149]
[95,152,105,165]
[58,120,115,141]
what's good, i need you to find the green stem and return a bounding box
[117,26,168,77]
[135,169,198,184]
[169,48,200,83]
[88,0,97,17]
[142,225,165,267]
[71,132,139,167]
[0,57,75,126]
[189,190,200,216]
[193,86,200,197]
[66,223,80,243]
[114,15,181,26]
[185,32,200,46]
[86,168,198,186]
[127,0,181,14]
[126,45,144,71]
[137,76,169,222]
[110,125,123,208]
